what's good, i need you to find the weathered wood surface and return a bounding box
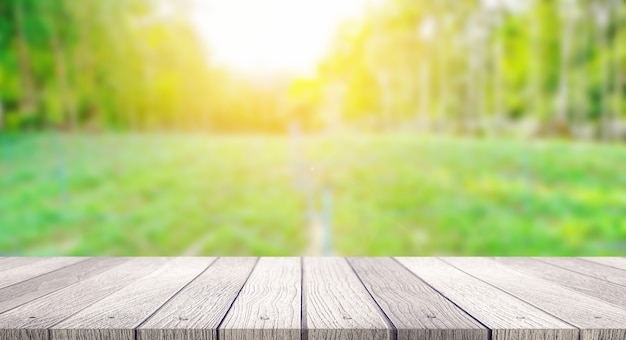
[348,257,487,340]
[538,257,626,286]
[495,257,626,310]
[0,258,50,273]
[138,257,256,340]
[582,257,626,271]
[444,257,626,340]
[220,257,300,340]
[0,257,127,314]
[0,257,625,340]
[0,257,86,290]
[303,257,392,340]
[51,257,211,340]
[0,258,166,340]
[396,257,577,340]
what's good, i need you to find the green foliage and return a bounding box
[316,0,626,137]
[0,0,624,136]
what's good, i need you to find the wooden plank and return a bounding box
[0,257,86,290]
[350,257,488,340]
[50,257,214,340]
[496,257,626,310]
[538,257,626,286]
[137,257,257,340]
[0,257,127,314]
[581,257,626,271]
[219,257,300,340]
[395,257,577,340]
[0,258,169,340]
[444,257,626,340]
[303,257,391,340]
[0,258,46,273]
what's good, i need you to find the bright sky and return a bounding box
[191,0,376,76]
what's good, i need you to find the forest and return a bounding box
[0,0,624,139]
[1,0,625,256]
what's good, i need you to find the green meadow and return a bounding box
[1,133,625,256]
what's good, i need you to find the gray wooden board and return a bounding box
[581,257,626,271]
[0,257,128,315]
[51,257,213,340]
[0,258,169,340]
[0,258,47,273]
[303,257,391,340]
[0,257,625,340]
[443,257,626,340]
[219,257,300,340]
[349,257,488,340]
[0,257,86,290]
[138,257,257,340]
[395,257,577,340]
[496,257,626,310]
[537,257,626,286]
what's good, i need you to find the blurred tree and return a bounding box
[0,0,623,138]
[12,0,38,127]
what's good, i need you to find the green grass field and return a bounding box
[1,133,625,256]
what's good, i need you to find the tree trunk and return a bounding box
[13,0,38,120]
[478,11,487,136]
[556,0,573,130]
[468,11,485,136]
[573,1,591,139]
[466,41,475,134]
[438,23,447,132]
[419,59,430,130]
[465,13,478,134]
[597,4,611,140]
[528,0,541,125]
[614,1,623,135]
[46,4,77,131]
[75,1,96,131]
[0,96,4,130]
[492,11,503,126]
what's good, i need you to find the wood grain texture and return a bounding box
[537,257,626,286]
[0,258,46,273]
[0,257,86,290]
[303,257,391,340]
[50,257,213,340]
[137,257,257,340]
[0,258,169,340]
[444,257,626,340]
[496,257,626,310]
[350,257,488,340]
[1,257,625,340]
[0,257,127,314]
[581,257,626,271]
[0,329,48,340]
[395,257,577,340]
[219,257,300,340]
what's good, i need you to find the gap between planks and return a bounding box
[2,257,626,340]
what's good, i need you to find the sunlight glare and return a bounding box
[192,0,375,76]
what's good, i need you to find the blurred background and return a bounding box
[0,0,624,256]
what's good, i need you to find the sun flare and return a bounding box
[192,0,375,76]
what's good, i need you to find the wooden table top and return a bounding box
[0,257,625,340]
